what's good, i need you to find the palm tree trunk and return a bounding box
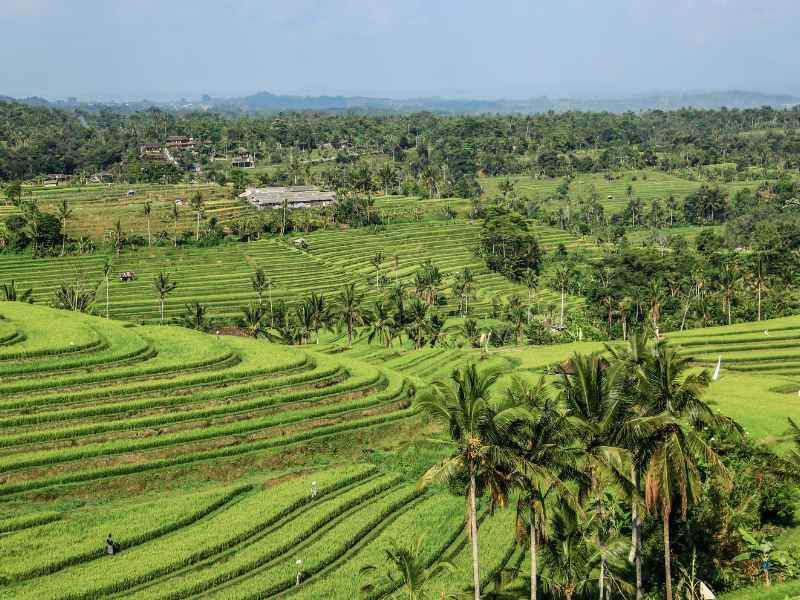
[106,276,110,319]
[196,212,200,241]
[530,519,538,600]
[629,466,643,600]
[757,286,762,321]
[560,288,565,326]
[469,474,481,600]
[160,299,165,324]
[61,219,66,256]
[663,510,673,600]
[147,218,151,247]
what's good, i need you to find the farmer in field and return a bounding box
[311,480,317,498]
[106,533,115,555]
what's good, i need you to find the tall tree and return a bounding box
[153,271,177,324]
[418,364,506,600]
[190,191,205,241]
[371,251,385,288]
[171,202,180,247]
[143,201,152,247]
[551,264,574,327]
[56,198,72,256]
[334,282,366,346]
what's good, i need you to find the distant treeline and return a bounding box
[2,100,800,183]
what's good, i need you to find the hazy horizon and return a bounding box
[2,0,799,100]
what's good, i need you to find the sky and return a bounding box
[1,0,799,101]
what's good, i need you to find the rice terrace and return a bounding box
[2,3,800,599]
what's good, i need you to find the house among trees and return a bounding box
[231,154,255,168]
[43,174,69,186]
[239,186,337,210]
[90,171,113,183]
[165,136,196,151]
[139,144,165,160]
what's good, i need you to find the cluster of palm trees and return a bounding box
[234,271,448,349]
[417,334,738,600]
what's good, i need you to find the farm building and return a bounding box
[43,174,69,186]
[139,144,165,160]
[166,136,196,150]
[239,186,337,210]
[90,171,113,183]
[232,154,255,168]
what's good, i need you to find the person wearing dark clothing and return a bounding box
[106,534,115,556]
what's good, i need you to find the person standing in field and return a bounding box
[106,534,115,555]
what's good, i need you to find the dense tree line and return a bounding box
[3,100,800,185]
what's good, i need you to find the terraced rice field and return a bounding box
[0,183,245,240]
[0,221,586,322]
[0,303,522,599]
[482,170,769,213]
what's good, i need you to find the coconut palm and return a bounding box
[334,282,367,346]
[377,163,397,197]
[371,251,385,287]
[406,297,430,349]
[367,300,396,348]
[56,197,72,256]
[101,258,111,319]
[239,303,267,338]
[143,201,152,247]
[307,291,331,344]
[551,264,573,327]
[748,254,770,321]
[499,375,581,600]
[109,220,126,257]
[171,202,180,246]
[190,191,205,241]
[556,353,631,600]
[153,272,177,324]
[358,536,454,600]
[523,269,538,321]
[418,364,513,600]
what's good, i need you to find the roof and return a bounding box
[239,186,336,206]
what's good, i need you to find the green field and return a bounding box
[0,182,243,241]
[0,220,585,322]
[482,169,768,213]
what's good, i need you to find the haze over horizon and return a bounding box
[2,0,799,101]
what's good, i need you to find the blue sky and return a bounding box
[2,0,798,100]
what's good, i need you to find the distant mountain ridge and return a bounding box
[210,90,800,114]
[2,90,799,114]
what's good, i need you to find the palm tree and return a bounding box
[551,265,573,327]
[523,269,538,321]
[110,220,126,257]
[335,282,366,346]
[171,202,180,247]
[377,163,397,197]
[749,254,769,321]
[179,302,210,331]
[190,191,205,241]
[636,340,734,600]
[499,375,580,600]
[101,258,112,318]
[717,261,738,326]
[280,198,289,237]
[153,272,177,324]
[143,201,152,247]
[307,291,330,344]
[417,364,506,600]
[556,353,631,600]
[371,251,385,287]
[367,300,396,348]
[538,508,595,600]
[56,198,72,256]
[239,303,266,338]
[359,536,453,600]
[406,297,430,349]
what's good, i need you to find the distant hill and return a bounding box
[203,90,800,114]
[3,90,799,114]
